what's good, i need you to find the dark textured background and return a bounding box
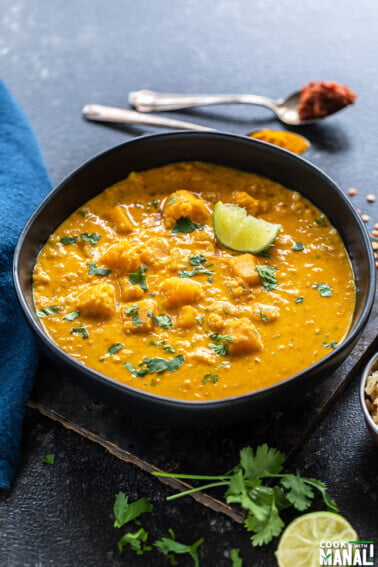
[1,1,378,565]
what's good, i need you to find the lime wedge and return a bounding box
[275,512,358,567]
[213,201,281,253]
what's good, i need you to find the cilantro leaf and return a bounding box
[124,361,149,377]
[208,333,233,356]
[201,373,218,385]
[209,333,233,344]
[292,242,304,252]
[172,217,202,234]
[113,492,153,528]
[322,341,338,349]
[127,308,145,327]
[178,267,213,278]
[36,305,61,318]
[312,283,333,297]
[230,548,243,567]
[208,342,229,356]
[256,266,278,291]
[41,454,55,464]
[150,340,175,354]
[87,262,111,276]
[60,235,78,245]
[70,327,89,339]
[63,311,80,321]
[154,530,204,567]
[315,218,327,226]
[129,265,148,291]
[143,355,184,374]
[117,527,152,555]
[147,311,172,329]
[241,444,285,477]
[100,342,123,361]
[189,254,207,266]
[259,310,268,323]
[81,232,101,245]
[244,489,285,546]
[167,195,178,205]
[280,474,314,511]
[295,297,304,304]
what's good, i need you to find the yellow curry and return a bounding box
[33,162,355,401]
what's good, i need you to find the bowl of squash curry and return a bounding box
[14,132,375,426]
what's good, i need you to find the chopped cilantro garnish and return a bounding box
[322,341,338,349]
[201,373,219,385]
[172,217,203,234]
[36,305,61,318]
[70,327,89,339]
[167,196,178,205]
[129,265,148,291]
[178,266,213,278]
[81,232,101,245]
[154,529,204,567]
[256,265,278,291]
[292,242,304,252]
[259,310,268,323]
[60,235,78,245]
[100,342,123,361]
[144,355,184,374]
[210,333,233,344]
[41,454,55,464]
[315,218,327,226]
[113,492,153,528]
[124,305,144,327]
[147,311,172,329]
[209,342,229,356]
[189,254,207,266]
[117,528,152,555]
[208,334,233,356]
[295,297,304,304]
[124,361,149,377]
[63,311,80,321]
[87,262,111,276]
[312,283,333,297]
[257,249,273,259]
[230,549,243,567]
[149,340,175,354]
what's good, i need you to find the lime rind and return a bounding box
[213,201,281,253]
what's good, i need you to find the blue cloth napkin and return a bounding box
[0,79,51,488]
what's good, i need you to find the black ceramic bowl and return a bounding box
[13,132,376,427]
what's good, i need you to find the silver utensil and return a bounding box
[128,89,312,126]
[82,104,215,131]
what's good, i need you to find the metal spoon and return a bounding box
[82,104,215,131]
[128,89,311,126]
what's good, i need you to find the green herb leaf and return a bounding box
[150,340,175,354]
[189,254,207,266]
[143,355,184,374]
[63,311,80,321]
[70,327,89,339]
[322,341,338,349]
[42,454,55,464]
[201,373,218,385]
[167,196,178,205]
[60,235,78,245]
[100,342,123,361]
[280,474,314,511]
[124,304,140,315]
[259,310,268,323]
[315,218,327,226]
[209,333,233,344]
[147,311,172,329]
[292,242,304,252]
[124,361,149,377]
[312,283,333,297]
[36,305,61,318]
[81,232,101,245]
[208,342,229,356]
[154,530,204,567]
[294,297,304,304]
[172,217,202,234]
[178,267,213,278]
[131,310,144,327]
[129,265,148,291]
[256,266,278,291]
[87,262,111,276]
[113,492,153,528]
[117,527,152,555]
[230,548,243,567]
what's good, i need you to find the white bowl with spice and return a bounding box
[360,352,378,444]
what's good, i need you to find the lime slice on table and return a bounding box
[212,201,281,253]
[275,511,358,567]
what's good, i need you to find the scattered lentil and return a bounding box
[366,194,376,203]
[357,208,362,214]
[372,230,378,238]
[372,242,378,251]
[361,214,370,222]
[347,188,357,196]
[375,223,378,230]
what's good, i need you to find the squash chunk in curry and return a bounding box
[33,162,355,401]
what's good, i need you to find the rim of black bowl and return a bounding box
[360,352,378,433]
[13,130,377,409]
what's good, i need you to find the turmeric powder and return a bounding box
[248,129,309,155]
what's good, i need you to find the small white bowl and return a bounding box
[360,352,378,444]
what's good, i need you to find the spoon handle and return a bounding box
[129,89,276,112]
[82,104,215,131]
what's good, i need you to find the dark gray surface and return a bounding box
[1,1,378,566]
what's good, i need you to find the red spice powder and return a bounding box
[298,81,357,121]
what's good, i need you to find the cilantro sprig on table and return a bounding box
[154,444,338,547]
